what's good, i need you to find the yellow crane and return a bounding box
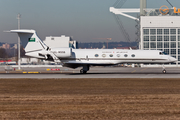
[94,38,112,49]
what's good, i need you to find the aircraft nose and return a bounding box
[169,57,177,62]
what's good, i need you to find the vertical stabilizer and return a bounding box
[10,29,48,53]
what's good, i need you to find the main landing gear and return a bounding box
[80,65,89,74]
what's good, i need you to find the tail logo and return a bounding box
[29,38,35,42]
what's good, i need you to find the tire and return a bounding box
[80,69,87,74]
[162,69,166,74]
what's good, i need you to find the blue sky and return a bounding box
[0,0,180,43]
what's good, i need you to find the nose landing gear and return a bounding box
[162,69,166,74]
[162,64,166,74]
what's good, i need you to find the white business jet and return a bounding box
[10,29,177,74]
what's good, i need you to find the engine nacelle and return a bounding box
[50,48,72,58]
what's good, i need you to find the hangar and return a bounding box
[110,0,180,67]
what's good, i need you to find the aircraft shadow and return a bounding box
[66,72,180,75]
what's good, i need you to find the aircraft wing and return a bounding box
[63,61,115,69]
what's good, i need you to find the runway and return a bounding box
[0,66,180,78]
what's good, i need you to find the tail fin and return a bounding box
[10,29,48,53]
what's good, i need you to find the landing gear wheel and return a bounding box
[162,69,166,74]
[80,69,87,74]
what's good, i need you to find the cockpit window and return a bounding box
[159,52,167,55]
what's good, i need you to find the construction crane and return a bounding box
[94,38,112,49]
[112,0,131,42]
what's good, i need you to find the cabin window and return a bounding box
[102,54,106,57]
[109,54,113,57]
[117,54,120,57]
[131,54,135,57]
[124,54,128,57]
[95,54,99,57]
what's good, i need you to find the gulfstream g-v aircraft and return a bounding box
[10,29,177,74]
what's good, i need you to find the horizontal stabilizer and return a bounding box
[10,29,36,34]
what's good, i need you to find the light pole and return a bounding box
[17,14,21,70]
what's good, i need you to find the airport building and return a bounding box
[44,35,77,49]
[110,0,180,67]
[141,8,180,66]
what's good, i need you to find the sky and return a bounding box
[0,0,180,44]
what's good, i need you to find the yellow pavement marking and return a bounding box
[28,72,39,74]
[140,68,147,71]
[131,70,136,73]
[23,72,39,74]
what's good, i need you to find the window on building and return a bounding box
[157,29,162,34]
[178,56,180,61]
[143,29,149,35]
[150,36,156,41]
[150,29,156,35]
[164,36,169,41]
[171,42,176,48]
[164,49,169,55]
[158,49,163,51]
[157,36,162,41]
[164,29,169,34]
[172,56,177,59]
[170,29,176,34]
[178,42,180,48]
[178,29,180,34]
[178,49,180,54]
[144,42,149,48]
[170,36,176,41]
[171,49,176,54]
[143,36,149,41]
[157,42,163,48]
[178,36,180,41]
[164,42,169,48]
[150,42,156,48]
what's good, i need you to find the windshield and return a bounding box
[159,52,167,55]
